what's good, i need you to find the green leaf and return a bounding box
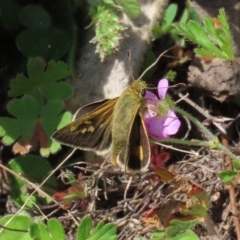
[89,1,125,60]
[8,155,57,208]
[76,217,117,240]
[0,214,33,240]
[0,94,71,156]
[29,222,51,240]
[29,223,41,240]
[179,8,188,24]
[218,170,240,183]
[19,5,51,30]
[77,216,92,240]
[40,99,72,156]
[152,25,163,39]
[163,4,177,27]
[233,160,240,170]
[174,9,234,61]
[0,0,21,30]
[0,95,38,145]
[47,219,65,240]
[187,7,201,23]
[16,28,71,60]
[29,219,65,240]
[150,230,165,240]
[116,0,140,18]
[89,221,117,240]
[8,58,72,101]
[168,230,199,240]
[166,219,199,237]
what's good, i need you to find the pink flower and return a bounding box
[144,79,181,140]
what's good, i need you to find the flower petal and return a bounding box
[144,108,157,120]
[146,116,166,140]
[143,79,181,141]
[163,110,181,135]
[157,79,169,99]
[145,91,158,101]
[145,111,181,140]
[144,91,158,119]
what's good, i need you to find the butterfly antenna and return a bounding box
[138,45,176,80]
[127,50,135,82]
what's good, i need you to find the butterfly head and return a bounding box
[131,80,147,97]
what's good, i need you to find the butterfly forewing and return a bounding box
[73,99,110,120]
[52,98,117,155]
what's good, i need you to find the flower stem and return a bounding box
[172,106,214,140]
[159,105,240,163]
[155,138,215,148]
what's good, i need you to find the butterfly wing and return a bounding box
[116,112,150,172]
[73,99,110,120]
[52,98,117,155]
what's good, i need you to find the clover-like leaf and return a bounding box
[40,99,72,156]
[1,0,21,30]
[0,95,71,156]
[8,58,72,103]
[19,5,51,30]
[16,28,71,60]
[0,95,38,146]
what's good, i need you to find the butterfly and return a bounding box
[52,80,150,173]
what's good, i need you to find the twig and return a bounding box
[0,149,79,234]
[221,135,240,239]
[151,140,199,156]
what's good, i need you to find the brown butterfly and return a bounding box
[52,80,150,172]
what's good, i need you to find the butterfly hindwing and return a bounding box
[117,112,150,172]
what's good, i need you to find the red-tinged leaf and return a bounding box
[63,185,85,200]
[12,120,49,156]
[190,188,210,209]
[154,167,176,183]
[201,55,215,61]
[150,144,171,168]
[212,17,222,29]
[54,181,86,209]
[54,192,66,201]
[53,192,72,209]
[12,139,32,155]
[143,209,158,219]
